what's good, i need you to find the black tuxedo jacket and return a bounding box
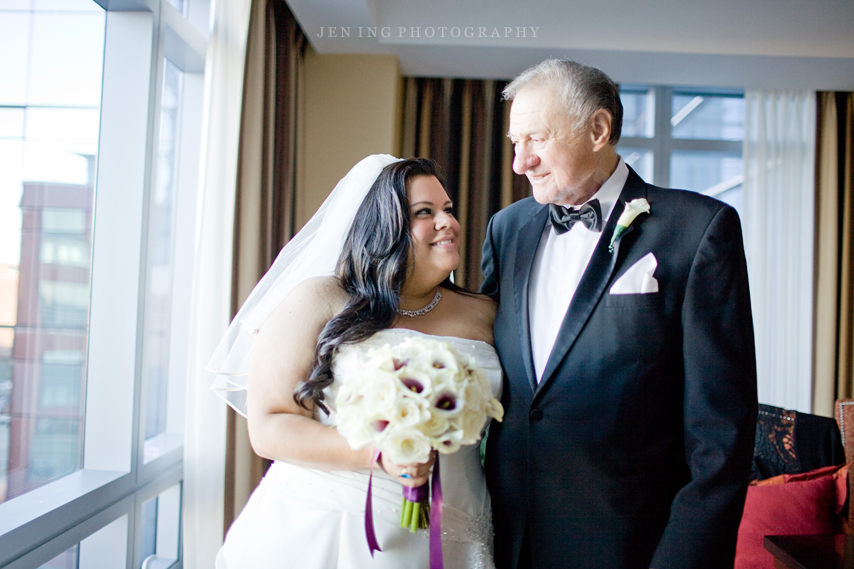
[481,168,758,569]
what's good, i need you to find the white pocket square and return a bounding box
[609,252,659,295]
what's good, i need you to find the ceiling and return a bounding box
[285,0,854,89]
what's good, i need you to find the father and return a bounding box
[481,59,758,569]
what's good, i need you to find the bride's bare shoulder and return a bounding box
[262,276,348,335]
[450,289,496,321]
[440,288,496,344]
[297,275,349,304]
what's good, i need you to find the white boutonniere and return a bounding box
[609,198,650,252]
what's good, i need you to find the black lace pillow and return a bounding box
[751,404,845,481]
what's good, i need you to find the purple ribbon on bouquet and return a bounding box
[401,479,429,502]
[363,452,444,569]
[365,447,383,557]
[429,456,444,569]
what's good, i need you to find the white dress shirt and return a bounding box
[528,158,629,382]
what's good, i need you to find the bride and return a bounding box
[209,155,501,569]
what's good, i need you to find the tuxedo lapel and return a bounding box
[535,169,648,396]
[513,205,549,393]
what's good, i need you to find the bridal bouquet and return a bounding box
[330,336,504,531]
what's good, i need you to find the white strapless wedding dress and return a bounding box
[216,328,502,569]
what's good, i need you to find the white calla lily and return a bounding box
[434,428,464,455]
[609,198,650,252]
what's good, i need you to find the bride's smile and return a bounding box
[406,174,461,291]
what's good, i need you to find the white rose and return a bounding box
[473,368,491,390]
[404,356,434,377]
[362,371,400,411]
[420,410,450,437]
[390,396,426,428]
[362,344,396,370]
[448,369,469,389]
[332,347,362,373]
[445,413,464,433]
[461,408,487,445]
[335,406,380,450]
[427,372,458,395]
[332,379,363,411]
[462,380,484,412]
[381,426,432,464]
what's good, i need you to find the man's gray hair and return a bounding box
[503,59,623,146]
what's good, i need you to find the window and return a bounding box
[165,0,186,17]
[0,0,209,566]
[617,86,745,214]
[0,0,104,505]
[142,58,187,464]
[39,543,79,569]
[138,482,182,568]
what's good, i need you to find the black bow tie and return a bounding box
[549,199,603,234]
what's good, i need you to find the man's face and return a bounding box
[508,85,600,206]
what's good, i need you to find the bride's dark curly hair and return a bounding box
[293,157,468,413]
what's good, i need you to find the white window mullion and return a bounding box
[85,10,157,475]
[654,85,672,187]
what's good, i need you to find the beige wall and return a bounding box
[299,49,403,227]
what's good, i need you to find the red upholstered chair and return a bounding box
[735,401,854,568]
[835,398,854,529]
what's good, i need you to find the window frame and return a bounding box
[0,0,208,566]
[618,85,744,189]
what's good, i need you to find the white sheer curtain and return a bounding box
[742,90,816,413]
[183,0,251,567]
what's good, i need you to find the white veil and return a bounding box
[207,154,403,416]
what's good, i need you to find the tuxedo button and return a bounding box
[529,408,543,421]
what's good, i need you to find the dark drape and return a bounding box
[814,92,854,414]
[400,77,530,290]
[224,0,306,531]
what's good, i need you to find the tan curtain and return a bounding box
[400,77,530,290]
[224,0,306,531]
[814,92,854,416]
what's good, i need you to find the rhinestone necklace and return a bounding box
[397,289,442,318]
